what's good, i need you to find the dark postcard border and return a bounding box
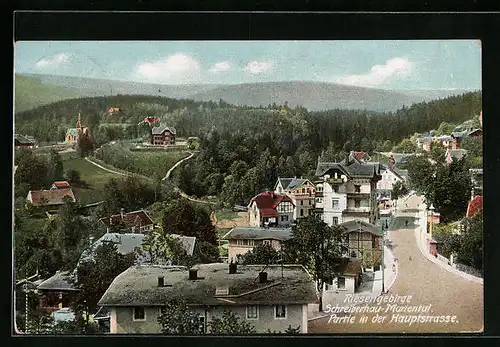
[8,11,500,346]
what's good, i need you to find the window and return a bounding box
[308,199,312,205]
[332,199,339,210]
[355,200,361,208]
[317,186,323,192]
[300,209,304,217]
[316,197,323,204]
[246,305,259,320]
[198,316,206,333]
[337,277,346,289]
[332,217,339,225]
[236,240,244,246]
[263,240,271,245]
[333,186,339,193]
[301,200,304,206]
[133,307,146,321]
[354,185,361,193]
[275,305,287,319]
[281,215,288,222]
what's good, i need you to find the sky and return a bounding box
[14,40,481,90]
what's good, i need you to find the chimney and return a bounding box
[229,262,237,274]
[157,276,164,287]
[345,152,350,165]
[189,268,198,280]
[259,271,268,283]
[120,208,125,219]
[107,217,112,233]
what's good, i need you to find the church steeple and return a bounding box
[76,112,82,130]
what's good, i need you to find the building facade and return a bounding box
[248,191,295,228]
[274,178,316,220]
[98,263,317,334]
[315,152,382,226]
[150,125,176,145]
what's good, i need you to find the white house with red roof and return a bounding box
[248,191,295,228]
[98,208,154,234]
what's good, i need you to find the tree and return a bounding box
[140,230,194,266]
[429,142,446,163]
[241,243,280,265]
[66,169,81,185]
[71,241,136,318]
[49,149,64,181]
[284,215,346,312]
[393,138,417,153]
[460,136,482,158]
[77,136,94,158]
[407,155,435,194]
[208,309,256,335]
[391,180,409,200]
[455,209,483,270]
[435,121,456,136]
[14,150,50,194]
[157,299,204,335]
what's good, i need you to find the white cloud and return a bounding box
[243,61,273,75]
[209,61,232,73]
[135,53,201,84]
[336,57,413,87]
[35,53,71,68]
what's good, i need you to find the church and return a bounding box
[65,113,89,146]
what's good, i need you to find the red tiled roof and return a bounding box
[53,181,70,189]
[27,189,76,206]
[99,210,154,228]
[249,191,293,210]
[466,196,483,218]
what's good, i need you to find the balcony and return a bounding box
[343,207,370,213]
[346,192,371,199]
[326,178,345,185]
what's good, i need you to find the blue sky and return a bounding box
[14,40,481,90]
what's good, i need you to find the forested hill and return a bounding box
[14,91,481,149]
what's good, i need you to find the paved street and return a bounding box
[309,195,483,333]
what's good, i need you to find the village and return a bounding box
[13,106,483,334]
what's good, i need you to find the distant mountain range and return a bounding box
[14,73,474,113]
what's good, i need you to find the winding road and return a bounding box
[308,195,483,333]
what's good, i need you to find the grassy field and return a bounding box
[97,141,190,179]
[63,156,122,205]
[215,209,240,222]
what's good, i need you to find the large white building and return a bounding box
[314,152,382,226]
[376,167,408,199]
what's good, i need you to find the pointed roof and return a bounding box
[466,196,483,218]
[27,188,76,206]
[248,191,294,213]
[151,124,176,135]
[339,219,382,237]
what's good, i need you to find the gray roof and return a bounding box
[79,233,196,266]
[392,168,408,181]
[151,125,176,135]
[340,220,382,237]
[316,151,381,179]
[37,271,78,292]
[276,177,312,191]
[417,136,434,143]
[98,263,317,307]
[222,227,293,241]
[15,134,36,144]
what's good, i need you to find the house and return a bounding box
[97,263,317,334]
[352,151,371,163]
[445,148,467,165]
[26,188,77,208]
[467,128,482,137]
[466,196,483,218]
[107,107,121,114]
[78,233,197,266]
[14,134,36,148]
[65,114,89,146]
[274,177,315,220]
[248,191,295,228]
[36,271,79,314]
[222,227,293,264]
[416,136,434,152]
[138,117,160,126]
[339,220,383,266]
[98,209,154,233]
[150,125,176,145]
[323,258,363,296]
[50,181,71,190]
[376,167,407,199]
[315,151,382,226]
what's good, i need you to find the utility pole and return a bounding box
[25,279,29,334]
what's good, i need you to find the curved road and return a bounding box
[309,195,483,333]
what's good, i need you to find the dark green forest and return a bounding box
[15,91,482,205]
